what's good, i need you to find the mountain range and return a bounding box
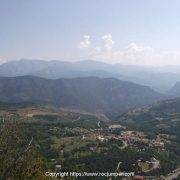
[1,59,180,92]
[0,76,166,118]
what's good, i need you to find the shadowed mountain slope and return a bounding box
[0,76,166,117]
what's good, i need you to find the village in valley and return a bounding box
[31,107,177,177]
[97,123,166,149]
[86,123,165,173]
[1,105,180,179]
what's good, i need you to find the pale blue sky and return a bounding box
[0,0,180,65]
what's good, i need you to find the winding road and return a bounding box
[165,168,180,180]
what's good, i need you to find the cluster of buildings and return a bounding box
[92,124,166,150]
[149,137,165,149]
[109,128,165,149]
[111,131,148,144]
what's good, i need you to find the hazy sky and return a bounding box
[1,0,180,66]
